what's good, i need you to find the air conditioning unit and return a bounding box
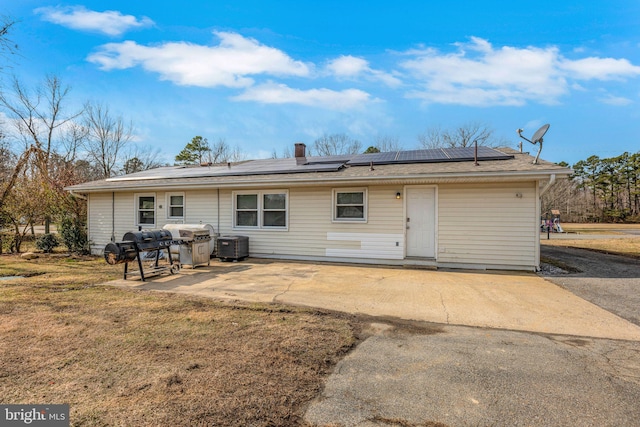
[217,235,249,261]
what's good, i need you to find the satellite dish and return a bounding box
[517,123,550,165]
[531,124,550,144]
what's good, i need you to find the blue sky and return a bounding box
[3,1,640,165]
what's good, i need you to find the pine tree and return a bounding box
[175,136,211,165]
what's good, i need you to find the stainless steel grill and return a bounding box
[177,228,212,268]
[104,229,179,281]
[163,224,217,256]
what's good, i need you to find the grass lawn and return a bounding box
[558,223,640,234]
[0,254,360,426]
[541,223,640,258]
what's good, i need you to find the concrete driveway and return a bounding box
[108,258,640,341]
[106,258,640,426]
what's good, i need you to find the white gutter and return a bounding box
[539,174,556,196]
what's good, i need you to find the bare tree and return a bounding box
[417,126,446,149]
[209,138,230,163]
[312,133,362,156]
[121,145,164,174]
[228,145,247,162]
[270,145,292,159]
[59,121,87,163]
[418,122,500,149]
[0,75,81,163]
[205,138,247,163]
[0,136,14,180]
[0,76,83,234]
[82,101,134,178]
[0,17,18,72]
[0,145,32,213]
[373,135,403,152]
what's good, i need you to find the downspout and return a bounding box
[539,174,556,196]
[217,188,220,235]
[111,192,115,242]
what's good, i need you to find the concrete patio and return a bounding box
[106,258,640,341]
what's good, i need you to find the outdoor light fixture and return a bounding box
[396,192,401,199]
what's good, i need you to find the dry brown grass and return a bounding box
[559,223,640,234]
[0,254,360,426]
[542,223,640,258]
[542,237,640,257]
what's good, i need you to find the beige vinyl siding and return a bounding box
[220,185,405,259]
[87,181,540,270]
[437,182,537,269]
[115,193,134,237]
[161,190,220,230]
[184,190,217,226]
[88,192,113,253]
[88,192,136,253]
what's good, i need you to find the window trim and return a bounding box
[232,190,289,230]
[332,188,368,223]
[235,193,259,228]
[262,193,287,228]
[135,193,156,228]
[166,192,185,220]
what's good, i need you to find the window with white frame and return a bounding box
[236,194,258,227]
[333,188,367,222]
[263,193,286,227]
[136,194,156,226]
[167,193,185,219]
[233,191,288,229]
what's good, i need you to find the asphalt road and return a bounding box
[541,245,640,326]
[305,323,640,427]
[305,247,640,426]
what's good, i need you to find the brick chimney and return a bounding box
[295,142,307,165]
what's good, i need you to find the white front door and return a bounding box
[406,187,436,258]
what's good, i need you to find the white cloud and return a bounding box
[559,57,640,80]
[34,5,153,36]
[326,55,369,77]
[326,55,402,87]
[401,38,567,106]
[599,94,633,106]
[400,37,640,106]
[233,82,372,110]
[88,31,310,87]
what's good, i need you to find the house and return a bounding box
[66,143,572,271]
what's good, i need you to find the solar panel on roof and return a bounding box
[107,146,514,182]
[347,146,512,166]
[219,162,344,176]
[348,152,397,164]
[396,149,449,162]
[107,158,346,181]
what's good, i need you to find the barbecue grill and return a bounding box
[104,229,179,281]
[177,228,212,268]
[163,223,217,256]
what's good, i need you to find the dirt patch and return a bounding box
[372,416,450,427]
[0,254,361,426]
